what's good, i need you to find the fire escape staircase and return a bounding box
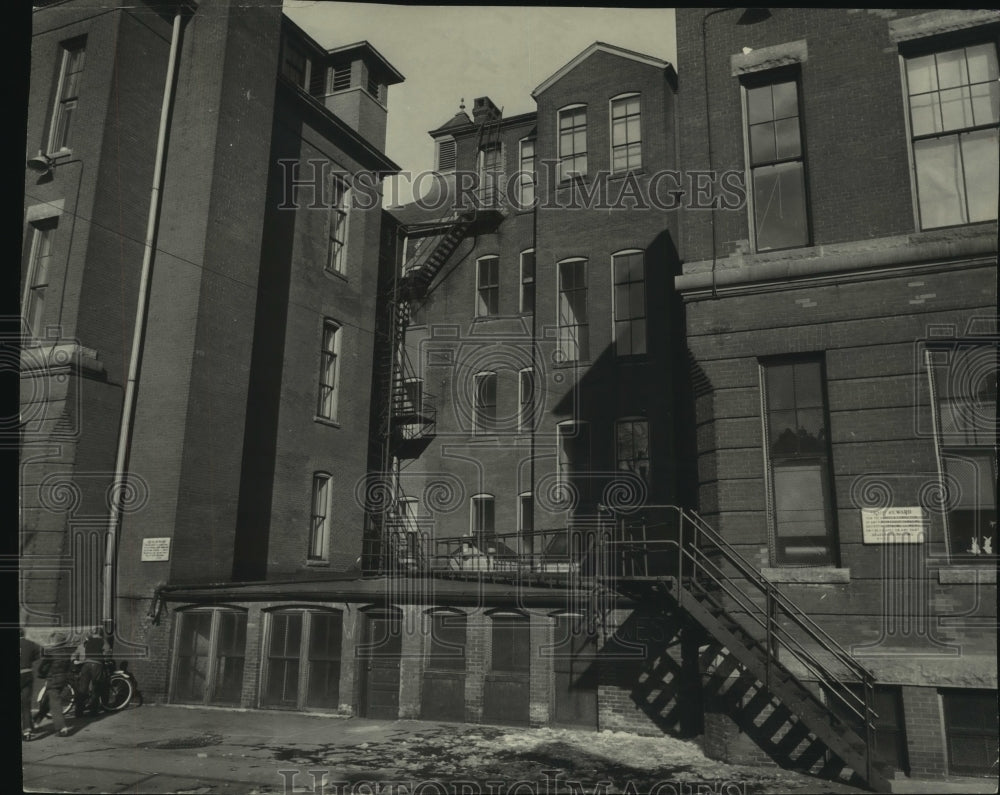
[608,509,893,793]
[366,111,510,572]
[423,508,893,793]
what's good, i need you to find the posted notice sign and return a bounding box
[141,537,171,562]
[861,507,927,544]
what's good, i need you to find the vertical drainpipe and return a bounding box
[102,8,184,637]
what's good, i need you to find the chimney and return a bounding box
[472,96,501,125]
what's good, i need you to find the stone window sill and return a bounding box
[760,567,850,583]
[937,567,996,584]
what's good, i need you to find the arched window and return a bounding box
[172,607,247,706]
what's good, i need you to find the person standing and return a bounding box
[20,628,41,741]
[40,630,74,737]
[74,626,110,717]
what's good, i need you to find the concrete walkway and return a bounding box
[20,703,997,794]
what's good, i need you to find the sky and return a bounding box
[283,2,677,205]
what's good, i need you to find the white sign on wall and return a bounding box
[141,537,171,562]
[861,507,927,544]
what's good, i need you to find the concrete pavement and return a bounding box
[20,703,998,794]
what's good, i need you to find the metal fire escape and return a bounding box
[366,106,508,575]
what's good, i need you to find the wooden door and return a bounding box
[360,611,401,719]
[552,614,598,728]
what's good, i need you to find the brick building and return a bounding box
[20,2,997,789]
[674,6,998,779]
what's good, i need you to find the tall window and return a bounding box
[49,39,86,152]
[904,43,999,228]
[24,223,55,340]
[327,177,350,274]
[927,344,997,561]
[476,256,499,317]
[612,250,646,357]
[610,93,642,172]
[172,608,247,706]
[310,473,333,561]
[317,321,341,420]
[761,357,838,566]
[558,258,588,362]
[473,372,497,434]
[520,250,535,314]
[518,367,534,433]
[745,73,809,251]
[558,105,588,181]
[517,138,536,207]
[616,419,650,485]
[470,494,495,542]
[479,143,503,206]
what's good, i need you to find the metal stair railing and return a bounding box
[604,505,878,787]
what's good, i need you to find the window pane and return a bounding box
[769,409,799,454]
[795,408,827,452]
[307,612,342,708]
[774,117,801,159]
[962,128,999,223]
[907,53,939,95]
[935,49,969,90]
[793,361,823,407]
[914,136,965,228]
[766,364,795,409]
[754,161,809,250]
[909,92,941,137]
[750,122,776,164]
[939,86,974,132]
[966,43,999,83]
[771,81,798,118]
[773,464,828,535]
[746,84,773,124]
[970,81,1000,127]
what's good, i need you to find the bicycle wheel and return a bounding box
[41,683,76,717]
[101,674,134,711]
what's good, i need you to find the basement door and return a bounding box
[552,614,598,729]
[359,610,401,719]
[482,612,530,726]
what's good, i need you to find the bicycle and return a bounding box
[37,659,141,719]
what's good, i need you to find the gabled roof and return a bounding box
[532,41,671,98]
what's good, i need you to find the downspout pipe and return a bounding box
[102,8,184,637]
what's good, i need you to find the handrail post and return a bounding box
[864,675,875,785]
[676,513,684,607]
[765,584,776,691]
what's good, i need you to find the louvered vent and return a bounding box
[437,139,457,172]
